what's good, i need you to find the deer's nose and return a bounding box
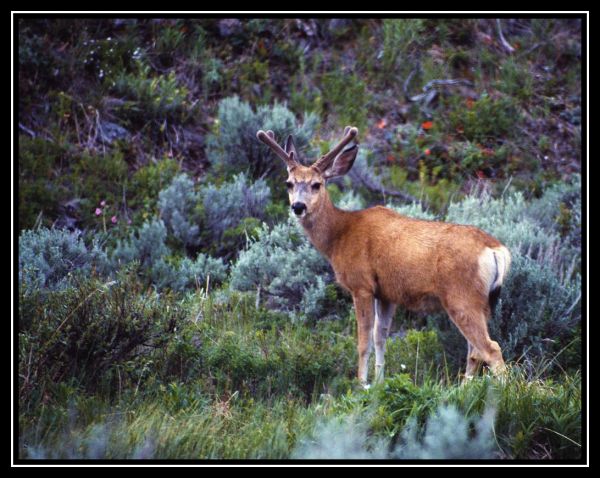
[291,202,307,216]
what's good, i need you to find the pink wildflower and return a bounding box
[95,208,102,216]
[111,216,118,224]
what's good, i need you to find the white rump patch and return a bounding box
[478,246,512,292]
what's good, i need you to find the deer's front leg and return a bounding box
[353,290,375,388]
[373,299,396,384]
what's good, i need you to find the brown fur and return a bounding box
[258,127,511,385]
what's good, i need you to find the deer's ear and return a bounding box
[322,145,358,180]
[284,135,297,158]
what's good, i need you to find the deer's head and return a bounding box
[256,127,359,218]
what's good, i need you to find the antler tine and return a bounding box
[256,130,296,166]
[313,126,358,172]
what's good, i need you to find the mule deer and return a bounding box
[256,126,511,387]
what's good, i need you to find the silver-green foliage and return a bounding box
[386,201,437,221]
[335,189,365,211]
[293,404,495,459]
[230,215,331,319]
[446,178,581,280]
[205,96,319,179]
[154,254,228,293]
[112,219,226,291]
[201,172,271,242]
[19,228,108,294]
[394,404,496,459]
[158,174,201,248]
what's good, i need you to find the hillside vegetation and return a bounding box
[17,18,582,461]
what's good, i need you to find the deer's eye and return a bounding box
[311,182,321,191]
[285,181,294,190]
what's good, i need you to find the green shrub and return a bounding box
[18,269,184,405]
[82,35,141,83]
[112,63,194,126]
[205,96,319,181]
[491,255,580,366]
[381,19,425,78]
[446,185,578,277]
[18,137,72,230]
[372,374,441,434]
[156,254,227,292]
[71,149,129,229]
[321,71,369,131]
[495,57,534,102]
[129,157,180,222]
[447,92,520,142]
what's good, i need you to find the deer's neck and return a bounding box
[299,194,349,260]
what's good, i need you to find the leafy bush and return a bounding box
[205,96,319,180]
[129,157,180,221]
[112,63,193,125]
[201,172,271,247]
[380,19,425,78]
[19,228,108,295]
[447,92,520,142]
[229,216,332,319]
[155,292,356,400]
[321,71,369,131]
[71,149,129,229]
[18,269,184,404]
[18,137,71,230]
[158,174,201,248]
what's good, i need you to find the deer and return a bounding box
[256,126,511,388]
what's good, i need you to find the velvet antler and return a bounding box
[312,126,358,173]
[256,130,298,169]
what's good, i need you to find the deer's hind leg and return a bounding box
[442,293,505,377]
[465,342,484,380]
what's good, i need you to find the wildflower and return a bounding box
[111,216,118,224]
[95,208,102,216]
[421,120,434,130]
[100,200,107,207]
[424,148,432,156]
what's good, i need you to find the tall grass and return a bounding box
[19,365,581,460]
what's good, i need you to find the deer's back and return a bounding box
[330,206,503,310]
